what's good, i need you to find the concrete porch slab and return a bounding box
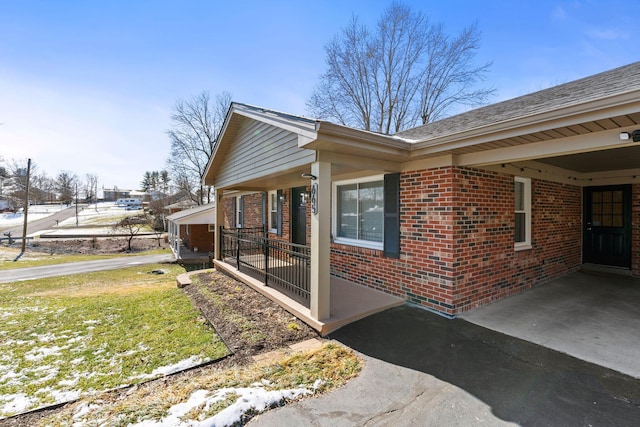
[213,260,404,336]
[461,271,640,378]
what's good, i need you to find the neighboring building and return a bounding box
[166,203,216,261]
[203,62,640,334]
[103,188,131,201]
[164,199,198,215]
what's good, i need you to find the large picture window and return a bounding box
[514,176,531,250]
[334,176,384,248]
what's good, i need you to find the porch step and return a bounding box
[581,263,632,277]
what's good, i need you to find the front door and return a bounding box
[583,185,631,268]
[291,187,307,246]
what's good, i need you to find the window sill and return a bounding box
[333,237,383,251]
[514,243,532,252]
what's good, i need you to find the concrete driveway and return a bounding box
[461,270,640,379]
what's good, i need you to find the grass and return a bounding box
[0,247,170,270]
[0,263,228,417]
[43,343,361,426]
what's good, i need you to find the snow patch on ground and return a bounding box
[137,355,209,379]
[71,379,325,427]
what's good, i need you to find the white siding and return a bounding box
[215,119,316,188]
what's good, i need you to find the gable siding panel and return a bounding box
[215,119,316,188]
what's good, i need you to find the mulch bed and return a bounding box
[183,270,319,366]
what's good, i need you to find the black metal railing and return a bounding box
[220,227,310,301]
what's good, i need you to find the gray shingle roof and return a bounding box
[396,61,640,142]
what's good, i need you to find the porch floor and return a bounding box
[213,259,404,336]
[171,244,211,263]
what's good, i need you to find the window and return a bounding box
[235,196,243,228]
[333,176,384,249]
[268,190,278,233]
[514,177,531,250]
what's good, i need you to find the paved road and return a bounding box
[0,206,79,237]
[0,253,175,283]
[250,306,640,426]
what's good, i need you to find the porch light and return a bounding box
[301,173,317,180]
[620,130,640,142]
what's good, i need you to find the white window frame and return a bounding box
[514,176,532,251]
[268,190,278,233]
[332,175,384,250]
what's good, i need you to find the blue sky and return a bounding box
[1,0,639,191]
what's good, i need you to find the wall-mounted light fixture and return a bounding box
[301,173,317,180]
[620,130,640,142]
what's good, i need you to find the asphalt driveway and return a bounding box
[0,253,175,283]
[250,305,640,426]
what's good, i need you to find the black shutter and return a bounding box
[238,196,244,227]
[383,173,400,258]
[276,189,283,237]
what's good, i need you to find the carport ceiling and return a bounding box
[535,145,640,173]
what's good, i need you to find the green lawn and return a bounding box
[0,263,228,417]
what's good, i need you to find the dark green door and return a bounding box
[583,185,631,268]
[291,187,307,246]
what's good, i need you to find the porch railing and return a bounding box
[220,227,310,301]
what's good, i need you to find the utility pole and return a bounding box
[20,158,31,254]
[75,182,79,226]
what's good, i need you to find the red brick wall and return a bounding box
[243,193,264,228]
[632,183,640,277]
[330,166,583,316]
[222,193,265,229]
[452,173,582,312]
[184,224,214,252]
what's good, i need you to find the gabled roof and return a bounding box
[166,202,215,224]
[397,61,640,144]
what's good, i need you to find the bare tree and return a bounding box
[6,159,39,211]
[307,2,494,133]
[113,214,148,252]
[166,91,231,204]
[84,173,99,203]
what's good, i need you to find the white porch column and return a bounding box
[310,161,331,320]
[214,188,224,260]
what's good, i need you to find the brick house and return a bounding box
[204,62,640,334]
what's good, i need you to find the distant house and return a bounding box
[166,203,216,261]
[0,200,13,212]
[164,199,198,215]
[203,62,640,334]
[103,188,131,202]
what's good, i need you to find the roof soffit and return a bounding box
[408,89,640,158]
